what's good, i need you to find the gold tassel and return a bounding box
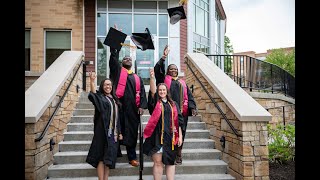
[179,0,188,6]
[120,43,137,49]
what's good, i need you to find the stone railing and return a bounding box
[184,53,272,180]
[25,51,84,180]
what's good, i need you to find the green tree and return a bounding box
[265,48,295,77]
[224,35,233,73]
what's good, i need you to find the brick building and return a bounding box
[25,0,227,88]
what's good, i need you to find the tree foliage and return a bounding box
[265,48,295,77]
[224,36,233,73]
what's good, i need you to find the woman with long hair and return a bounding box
[143,68,184,180]
[86,71,122,180]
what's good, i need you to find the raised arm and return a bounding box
[89,71,96,93]
[109,24,122,84]
[149,68,156,98]
[154,45,170,85]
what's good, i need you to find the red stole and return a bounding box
[116,67,141,107]
[164,75,188,116]
[143,100,179,146]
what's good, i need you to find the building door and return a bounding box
[96,0,169,86]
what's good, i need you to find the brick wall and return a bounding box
[84,0,95,73]
[25,0,84,72]
[180,4,188,74]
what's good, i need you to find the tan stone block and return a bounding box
[255,161,269,176]
[242,136,255,142]
[254,177,262,180]
[25,172,35,180]
[228,155,240,172]
[260,131,268,145]
[240,161,254,176]
[242,122,257,131]
[25,123,35,135]
[35,120,48,133]
[251,141,260,146]
[243,177,254,180]
[241,156,255,162]
[35,149,52,168]
[25,149,36,156]
[262,176,270,180]
[36,164,49,180]
[242,145,253,156]
[254,146,268,156]
[25,155,35,169]
[25,134,36,150]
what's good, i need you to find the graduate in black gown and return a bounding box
[108,26,148,167]
[154,45,198,165]
[143,68,184,180]
[86,72,122,180]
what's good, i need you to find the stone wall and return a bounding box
[255,98,295,127]
[185,60,269,180]
[25,63,83,180]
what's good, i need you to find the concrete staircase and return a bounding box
[47,92,235,180]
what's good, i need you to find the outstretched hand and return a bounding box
[113,24,122,32]
[162,45,170,59]
[149,68,155,79]
[89,71,96,81]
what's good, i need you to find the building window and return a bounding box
[45,30,71,70]
[215,10,221,55]
[25,30,31,71]
[193,0,210,54]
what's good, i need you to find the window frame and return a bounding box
[44,29,72,71]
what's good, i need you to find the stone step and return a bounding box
[73,109,94,116]
[76,103,94,109]
[59,139,215,152]
[48,160,228,178]
[47,173,235,180]
[67,121,206,131]
[70,115,202,123]
[53,149,221,164]
[63,129,209,141]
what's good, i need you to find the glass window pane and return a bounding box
[25,30,30,71]
[196,7,204,36]
[97,0,106,11]
[46,31,71,49]
[119,40,131,61]
[25,30,30,48]
[159,1,168,13]
[134,1,156,12]
[108,0,132,12]
[97,37,107,84]
[158,38,168,68]
[97,13,106,36]
[159,15,168,36]
[109,14,132,35]
[46,31,71,69]
[193,4,196,33]
[134,14,157,34]
[205,12,208,37]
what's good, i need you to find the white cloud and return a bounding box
[221,0,295,53]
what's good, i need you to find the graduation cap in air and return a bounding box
[103,27,127,51]
[167,6,186,25]
[131,28,155,51]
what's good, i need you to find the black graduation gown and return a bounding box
[143,98,184,165]
[109,48,148,148]
[86,91,121,169]
[154,58,197,134]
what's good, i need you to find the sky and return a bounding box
[220,0,295,53]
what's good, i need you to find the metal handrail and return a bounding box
[206,54,295,98]
[35,60,85,142]
[185,60,242,137]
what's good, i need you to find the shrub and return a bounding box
[267,124,295,164]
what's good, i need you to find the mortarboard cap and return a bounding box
[103,27,127,51]
[167,6,186,25]
[131,28,155,51]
